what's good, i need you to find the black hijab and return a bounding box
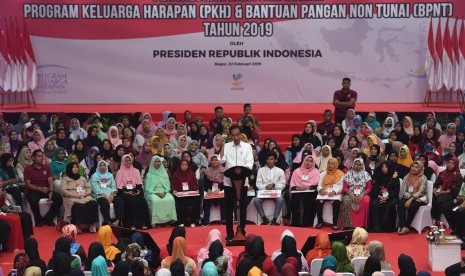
[373,161,395,188]
[286,134,303,161]
[112,261,131,276]
[362,256,381,276]
[398,254,416,276]
[72,139,86,163]
[99,139,114,161]
[236,258,254,276]
[167,226,186,255]
[202,239,224,268]
[331,124,346,149]
[50,252,72,276]
[66,162,81,181]
[274,235,302,273]
[245,236,267,270]
[25,238,47,275]
[0,153,15,179]
[85,242,107,271]
[85,126,101,148]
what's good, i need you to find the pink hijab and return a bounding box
[293,143,317,164]
[107,126,122,148]
[290,155,320,189]
[136,113,157,135]
[115,154,142,189]
[197,229,233,275]
[28,129,46,152]
[164,117,177,140]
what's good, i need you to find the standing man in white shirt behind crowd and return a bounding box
[220,125,254,242]
[253,151,286,225]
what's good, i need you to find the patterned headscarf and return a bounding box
[62,224,78,242]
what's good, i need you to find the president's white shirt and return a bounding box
[220,141,254,187]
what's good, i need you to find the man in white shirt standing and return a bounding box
[220,125,254,242]
[253,151,286,225]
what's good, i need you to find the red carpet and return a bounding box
[0,224,461,275]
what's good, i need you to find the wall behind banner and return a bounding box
[1,0,462,104]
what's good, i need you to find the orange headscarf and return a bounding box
[164,237,189,267]
[97,225,121,261]
[322,158,345,189]
[306,232,332,263]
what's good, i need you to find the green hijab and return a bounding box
[331,242,354,273]
[144,155,171,193]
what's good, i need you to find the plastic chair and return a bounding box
[298,272,310,276]
[351,257,367,275]
[45,270,53,276]
[310,258,323,276]
[72,254,82,267]
[313,201,333,226]
[410,181,433,234]
[340,273,355,276]
[381,270,396,276]
[256,200,282,225]
[83,271,91,276]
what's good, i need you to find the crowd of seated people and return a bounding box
[0,106,465,275]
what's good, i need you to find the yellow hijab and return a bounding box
[97,225,121,261]
[322,158,345,189]
[397,145,413,167]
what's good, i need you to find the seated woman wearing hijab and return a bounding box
[116,154,149,230]
[90,160,124,226]
[431,157,463,226]
[315,157,344,229]
[273,235,305,273]
[144,155,177,227]
[172,159,201,227]
[48,237,81,271]
[357,241,391,275]
[197,229,233,276]
[289,154,320,227]
[397,161,428,235]
[305,232,332,264]
[331,242,354,274]
[202,155,226,226]
[339,158,372,229]
[61,224,87,264]
[61,162,99,232]
[161,237,197,276]
[98,225,122,263]
[398,254,416,276]
[243,236,276,276]
[368,161,400,233]
[345,227,369,259]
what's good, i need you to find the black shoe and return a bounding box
[35,221,44,227]
[270,219,279,226]
[261,217,270,225]
[315,222,323,229]
[201,220,210,227]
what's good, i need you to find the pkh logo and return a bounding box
[231,73,244,91]
[36,64,70,94]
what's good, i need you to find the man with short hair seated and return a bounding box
[24,149,63,227]
[253,151,286,225]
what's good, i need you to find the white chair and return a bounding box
[351,257,367,275]
[430,173,436,183]
[245,200,259,224]
[340,273,355,276]
[208,204,222,222]
[460,169,465,177]
[381,270,396,276]
[310,258,323,276]
[98,203,116,227]
[298,272,310,276]
[83,271,91,276]
[45,270,53,276]
[256,200,282,225]
[72,254,82,267]
[313,201,333,226]
[410,181,434,234]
